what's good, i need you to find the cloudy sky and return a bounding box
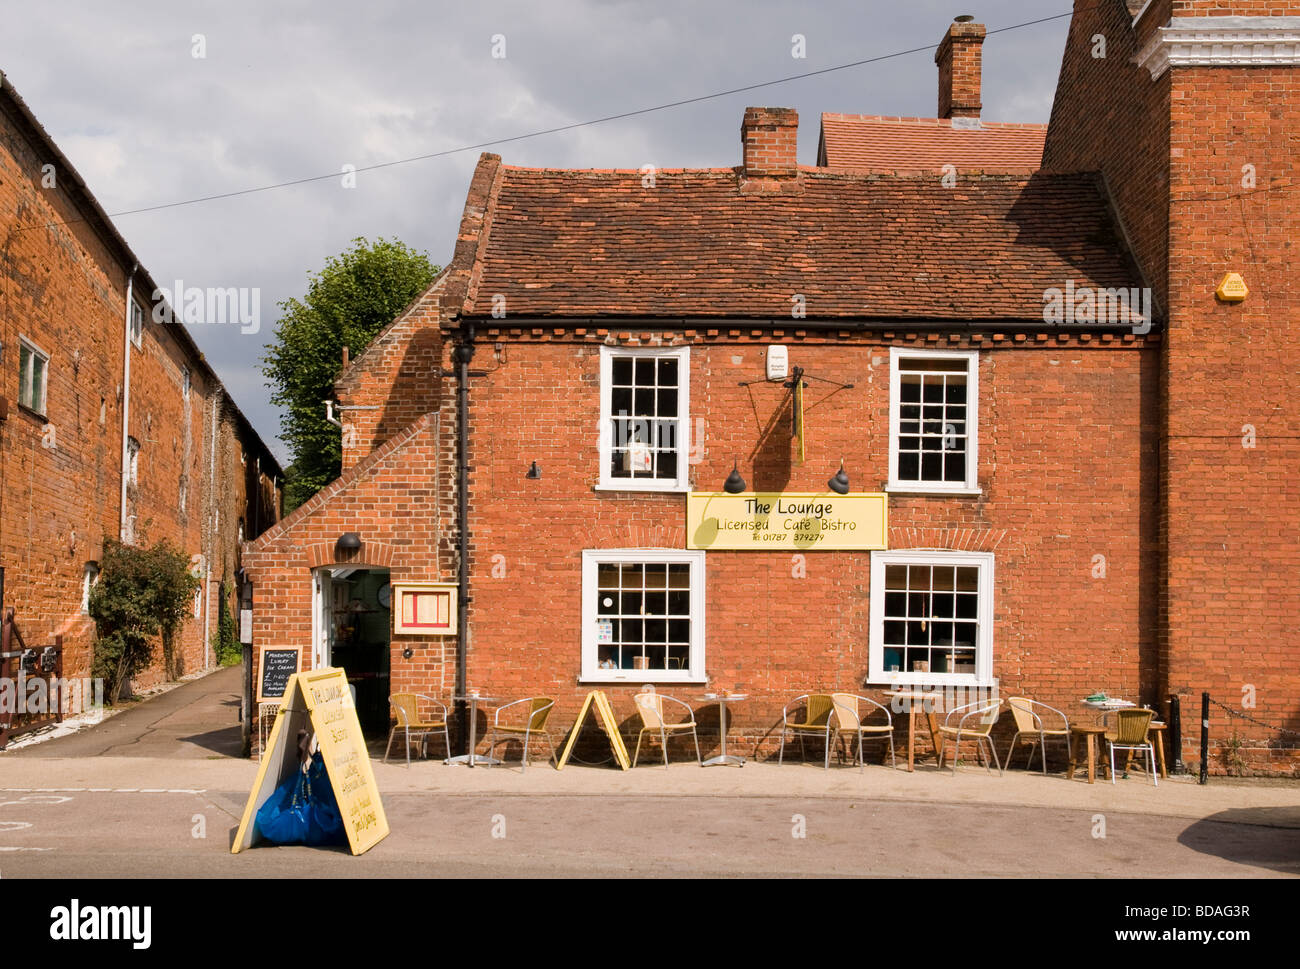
[0,0,1071,464]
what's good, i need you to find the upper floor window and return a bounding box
[598,346,691,492]
[18,337,49,415]
[81,561,100,614]
[181,365,191,401]
[130,301,145,349]
[127,437,140,485]
[888,348,979,494]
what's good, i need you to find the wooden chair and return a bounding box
[487,697,557,771]
[937,697,1003,775]
[385,693,451,767]
[827,693,896,771]
[1006,697,1071,774]
[1105,708,1158,786]
[778,693,835,765]
[632,692,701,768]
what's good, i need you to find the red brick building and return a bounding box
[0,73,282,707]
[245,3,1299,773]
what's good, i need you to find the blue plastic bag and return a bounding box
[255,750,347,847]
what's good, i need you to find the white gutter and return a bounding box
[119,265,137,541]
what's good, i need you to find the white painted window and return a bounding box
[81,561,100,614]
[127,437,140,485]
[887,348,980,494]
[130,301,145,349]
[869,550,995,687]
[597,346,691,492]
[18,337,49,414]
[581,549,705,683]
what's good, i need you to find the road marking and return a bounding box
[0,822,33,833]
[0,845,53,851]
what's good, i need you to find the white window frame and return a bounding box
[868,549,995,688]
[81,561,100,614]
[596,345,691,493]
[580,549,706,684]
[18,336,49,415]
[130,301,145,349]
[886,347,980,495]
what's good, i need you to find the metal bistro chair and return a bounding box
[1006,696,1071,774]
[385,693,451,767]
[1106,707,1158,787]
[827,693,897,772]
[778,693,835,766]
[937,697,1004,776]
[632,692,702,768]
[487,697,557,771]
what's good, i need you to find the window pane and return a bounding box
[612,358,633,384]
[884,592,906,617]
[656,388,678,417]
[955,567,979,592]
[644,565,667,590]
[668,564,690,588]
[634,358,655,384]
[657,358,678,385]
[885,565,907,590]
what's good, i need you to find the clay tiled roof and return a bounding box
[459,161,1141,323]
[818,114,1046,174]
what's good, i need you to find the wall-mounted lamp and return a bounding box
[336,532,362,555]
[828,463,850,495]
[525,461,542,479]
[723,459,747,494]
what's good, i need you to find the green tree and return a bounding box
[262,237,438,511]
[89,539,201,702]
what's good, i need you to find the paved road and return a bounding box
[8,666,244,759]
[0,789,1295,877]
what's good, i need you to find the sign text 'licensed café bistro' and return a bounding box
[686,493,888,551]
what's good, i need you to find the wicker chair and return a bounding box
[1006,697,1071,774]
[631,692,702,768]
[827,693,897,771]
[1105,708,1158,786]
[487,697,557,771]
[937,697,1004,775]
[384,693,451,767]
[778,693,835,765]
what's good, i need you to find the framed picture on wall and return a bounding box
[392,583,457,636]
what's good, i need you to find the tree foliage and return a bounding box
[89,539,200,702]
[262,237,438,511]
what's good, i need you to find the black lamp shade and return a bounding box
[336,532,363,553]
[723,462,747,494]
[828,464,850,495]
[526,461,542,479]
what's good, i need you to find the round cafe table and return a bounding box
[697,693,748,767]
[882,690,942,772]
[447,693,501,767]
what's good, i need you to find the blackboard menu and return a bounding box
[257,647,301,702]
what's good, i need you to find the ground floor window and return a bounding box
[581,549,705,682]
[869,550,994,686]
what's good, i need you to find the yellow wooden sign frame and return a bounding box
[556,690,630,771]
[232,668,390,856]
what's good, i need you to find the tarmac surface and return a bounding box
[2,667,1298,877]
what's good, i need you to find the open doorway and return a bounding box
[313,566,391,738]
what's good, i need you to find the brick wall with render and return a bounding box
[1043,0,1300,772]
[446,328,1158,762]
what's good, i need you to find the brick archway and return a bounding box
[304,539,397,569]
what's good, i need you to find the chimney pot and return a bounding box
[935,18,986,121]
[741,107,799,178]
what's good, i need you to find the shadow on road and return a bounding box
[1176,807,1300,875]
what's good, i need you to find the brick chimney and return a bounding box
[935,16,985,121]
[741,107,799,178]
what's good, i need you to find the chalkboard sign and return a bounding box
[256,647,301,702]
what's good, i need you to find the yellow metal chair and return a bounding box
[778,693,835,766]
[385,693,451,767]
[828,693,897,771]
[632,692,702,768]
[487,697,557,771]
[1006,696,1071,774]
[1105,708,1158,786]
[937,697,1003,775]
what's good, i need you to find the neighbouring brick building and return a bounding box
[245,2,1299,774]
[0,72,282,708]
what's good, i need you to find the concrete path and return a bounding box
[6,665,244,759]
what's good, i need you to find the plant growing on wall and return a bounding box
[261,236,438,512]
[212,576,242,667]
[89,539,200,702]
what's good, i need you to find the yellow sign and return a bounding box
[687,492,888,551]
[1216,272,1248,302]
[556,691,630,771]
[233,668,390,856]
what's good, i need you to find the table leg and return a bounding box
[467,699,478,767]
[1067,733,1077,780]
[1086,733,1096,785]
[907,708,916,772]
[1156,736,1167,778]
[925,710,941,768]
